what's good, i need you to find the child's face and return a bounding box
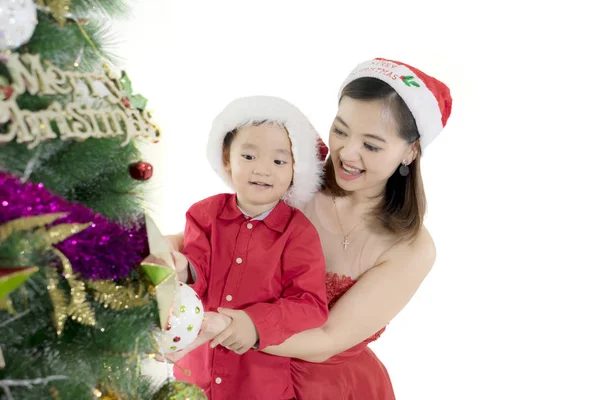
[224,124,294,211]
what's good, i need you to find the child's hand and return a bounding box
[165,234,184,252]
[201,311,232,338]
[210,308,259,355]
[141,254,170,267]
[171,251,189,282]
[152,312,232,364]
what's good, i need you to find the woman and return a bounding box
[170,57,452,399]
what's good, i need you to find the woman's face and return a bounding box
[328,97,416,196]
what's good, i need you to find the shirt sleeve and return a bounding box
[182,207,211,297]
[244,222,329,350]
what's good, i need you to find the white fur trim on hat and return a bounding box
[338,58,452,152]
[206,96,324,209]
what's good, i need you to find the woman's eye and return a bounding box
[333,127,347,136]
[364,143,379,152]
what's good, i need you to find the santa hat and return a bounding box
[207,95,324,209]
[338,57,452,152]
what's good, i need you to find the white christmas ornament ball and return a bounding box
[155,282,204,353]
[0,0,38,51]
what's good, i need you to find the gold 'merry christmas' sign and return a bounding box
[0,53,159,149]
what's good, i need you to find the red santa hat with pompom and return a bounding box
[207,95,324,209]
[337,57,452,152]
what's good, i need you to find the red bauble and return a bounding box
[129,161,153,181]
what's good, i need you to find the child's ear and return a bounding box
[222,147,231,172]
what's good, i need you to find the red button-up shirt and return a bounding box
[174,193,328,400]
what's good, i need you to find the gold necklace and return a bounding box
[332,197,364,250]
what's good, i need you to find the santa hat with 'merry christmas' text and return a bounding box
[338,57,452,152]
[207,96,324,209]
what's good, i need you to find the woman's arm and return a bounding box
[260,229,436,362]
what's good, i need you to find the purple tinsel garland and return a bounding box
[0,171,149,280]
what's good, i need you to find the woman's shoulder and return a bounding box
[378,225,436,273]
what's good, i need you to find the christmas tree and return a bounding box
[0,0,205,399]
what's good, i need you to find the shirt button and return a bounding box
[215,377,222,384]
[247,223,253,229]
[236,257,242,264]
[226,295,232,301]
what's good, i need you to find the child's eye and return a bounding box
[364,143,380,152]
[333,127,347,136]
[241,154,255,160]
[274,160,287,165]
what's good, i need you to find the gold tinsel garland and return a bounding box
[35,0,72,27]
[87,280,149,310]
[52,248,96,330]
[1,213,152,336]
[45,268,69,335]
[0,213,69,242]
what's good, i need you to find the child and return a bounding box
[164,96,329,400]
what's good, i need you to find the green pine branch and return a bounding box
[0,1,177,398]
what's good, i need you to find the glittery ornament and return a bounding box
[129,161,153,181]
[154,282,204,353]
[152,380,207,400]
[0,0,38,51]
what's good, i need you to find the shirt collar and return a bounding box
[239,206,272,221]
[219,193,292,233]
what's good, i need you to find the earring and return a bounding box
[399,160,410,177]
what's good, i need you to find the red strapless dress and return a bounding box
[291,272,396,399]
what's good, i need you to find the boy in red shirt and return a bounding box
[165,96,328,400]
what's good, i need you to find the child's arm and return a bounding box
[211,221,329,352]
[180,207,212,295]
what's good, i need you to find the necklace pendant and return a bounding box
[342,237,349,250]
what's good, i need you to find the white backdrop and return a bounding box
[112,1,599,398]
